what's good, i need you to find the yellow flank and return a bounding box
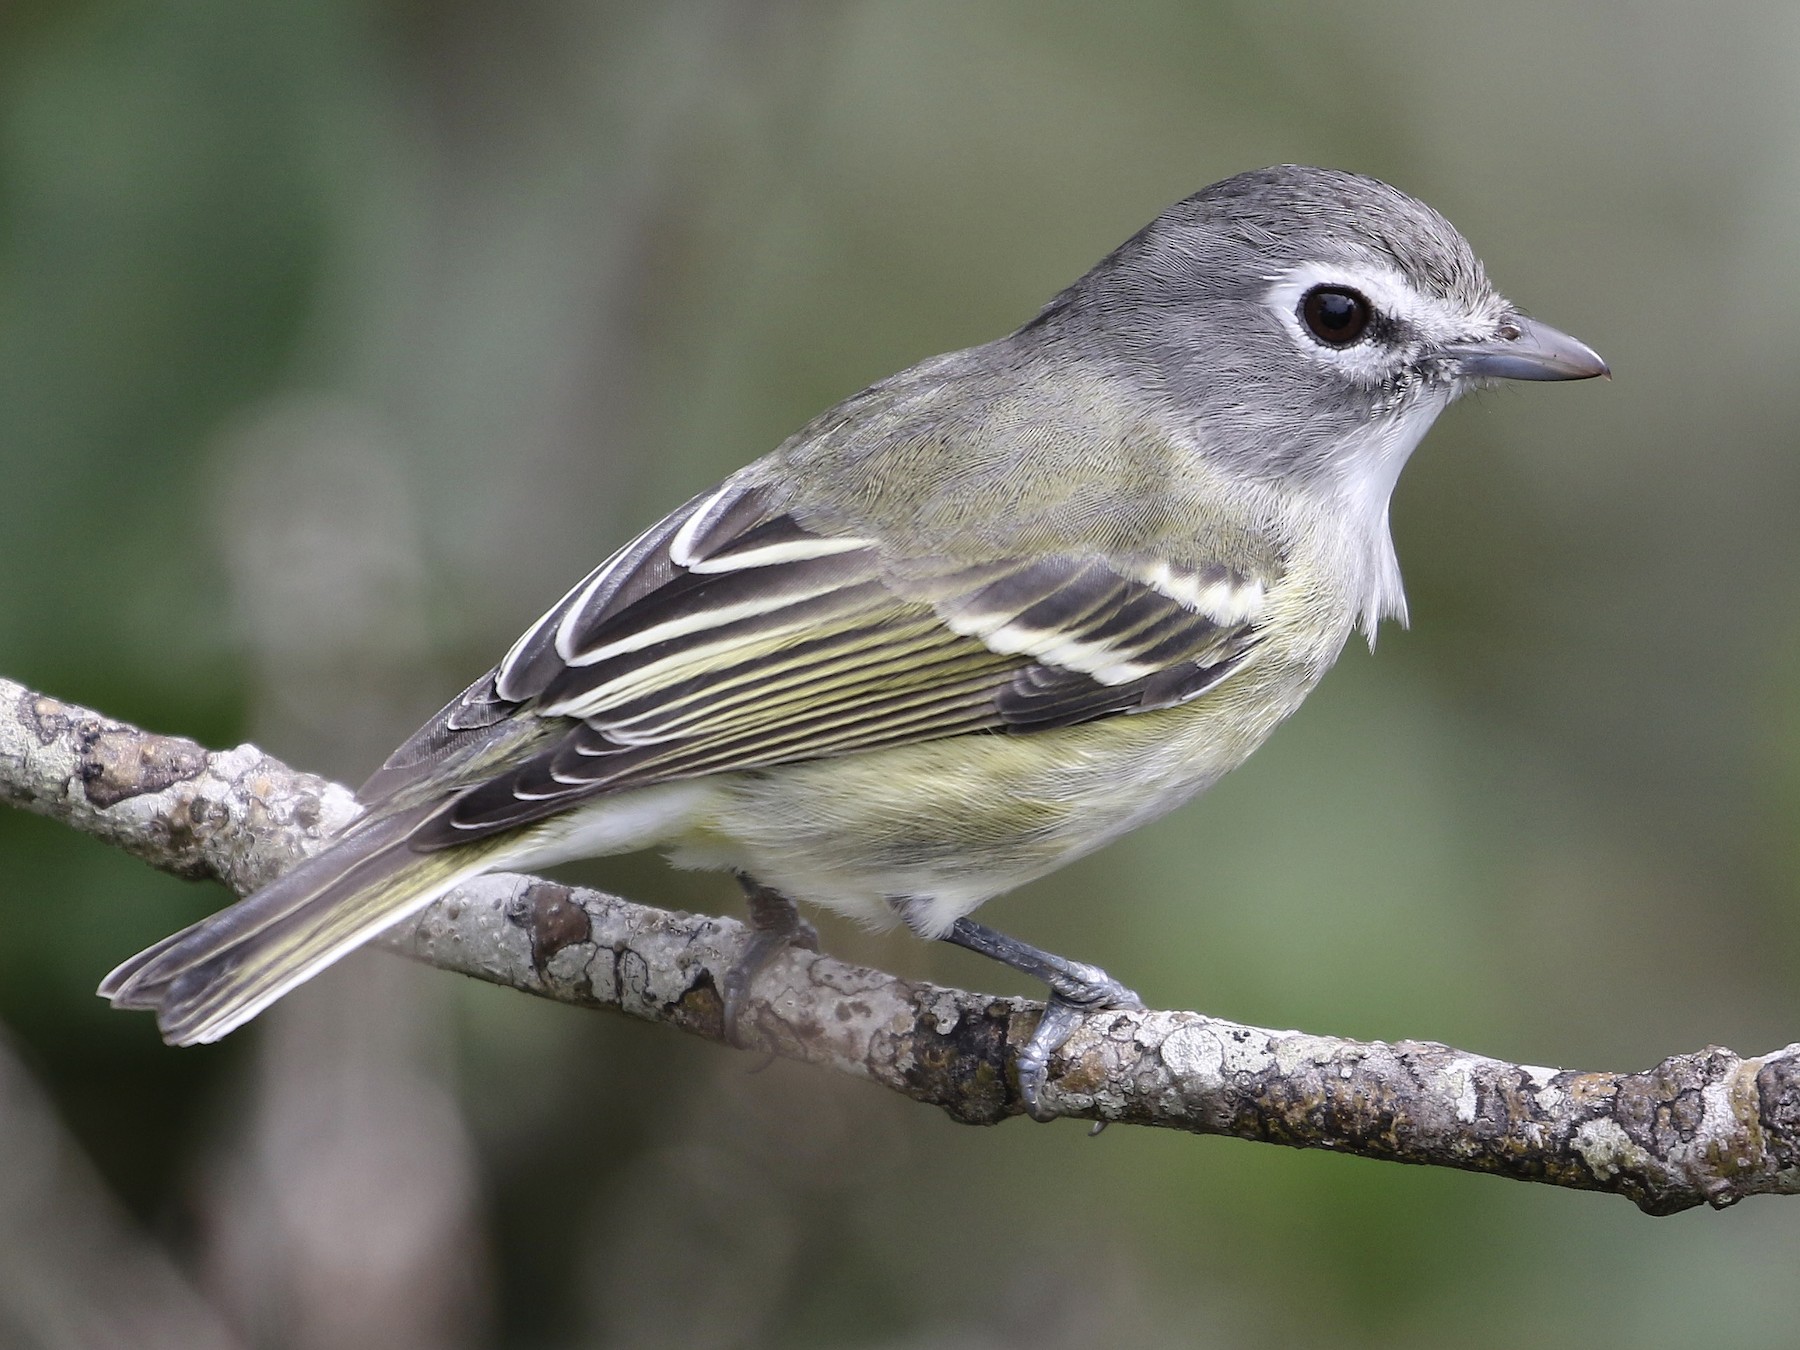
[658,531,1351,937]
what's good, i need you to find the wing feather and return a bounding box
[379,478,1273,850]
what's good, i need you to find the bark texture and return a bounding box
[4,675,1797,1216]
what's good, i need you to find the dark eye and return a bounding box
[1299,285,1372,347]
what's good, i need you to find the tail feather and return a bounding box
[100,806,504,1046]
[97,925,197,1005]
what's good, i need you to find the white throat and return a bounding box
[1326,391,1453,645]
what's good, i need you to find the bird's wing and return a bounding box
[365,477,1272,847]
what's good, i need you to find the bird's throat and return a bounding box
[1327,393,1451,644]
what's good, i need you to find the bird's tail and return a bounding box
[99,806,505,1046]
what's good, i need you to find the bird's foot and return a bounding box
[936,916,1144,1122]
[1014,962,1145,1122]
[721,875,819,1048]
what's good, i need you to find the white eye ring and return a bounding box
[1266,260,1491,386]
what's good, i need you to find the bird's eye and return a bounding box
[1299,286,1373,347]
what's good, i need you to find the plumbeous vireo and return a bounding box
[104,165,1607,1114]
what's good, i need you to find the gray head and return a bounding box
[1027,165,1606,485]
[1018,164,1605,637]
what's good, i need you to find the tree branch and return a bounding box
[4,675,1797,1215]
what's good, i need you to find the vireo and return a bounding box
[103,166,1607,1113]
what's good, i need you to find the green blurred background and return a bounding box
[3,1,1799,1346]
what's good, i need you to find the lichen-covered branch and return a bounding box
[3,675,1798,1215]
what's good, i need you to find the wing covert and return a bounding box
[370,478,1271,847]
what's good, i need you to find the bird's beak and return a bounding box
[1447,316,1610,382]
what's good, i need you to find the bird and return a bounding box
[102,165,1607,1115]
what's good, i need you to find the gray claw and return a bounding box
[1015,997,1084,1120]
[931,915,1145,1122]
[1015,979,1145,1121]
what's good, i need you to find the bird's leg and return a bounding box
[895,902,1144,1121]
[720,873,820,1047]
